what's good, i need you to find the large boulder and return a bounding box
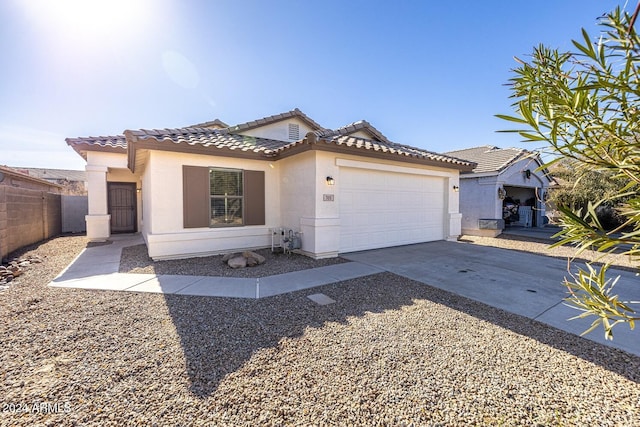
[227,256,247,269]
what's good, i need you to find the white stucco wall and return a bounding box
[142,150,281,260]
[279,151,316,229]
[278,151,328,256]
[87,151,128,169]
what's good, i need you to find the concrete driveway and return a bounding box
[343,240,640,356]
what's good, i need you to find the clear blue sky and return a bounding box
[0,0,628,170]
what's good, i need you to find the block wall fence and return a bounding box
[0,186,61,260]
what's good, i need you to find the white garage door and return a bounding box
[339,167,446,253]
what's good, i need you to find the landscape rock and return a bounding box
[227,256,247,269]
[0,254,47,290]
[221,253,236,263]
[224,251,268,268]
[243,251,266,265]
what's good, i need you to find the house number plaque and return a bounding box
[323,194,334,202]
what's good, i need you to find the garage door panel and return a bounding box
[339,168,446,252]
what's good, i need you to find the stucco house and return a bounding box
[11,167,87,195]
[67,109,475,260]
[445,146,554,237]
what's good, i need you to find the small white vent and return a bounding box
[288,123,300,140]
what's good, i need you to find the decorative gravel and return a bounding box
[1,235,639,426]
[119,245,348,278]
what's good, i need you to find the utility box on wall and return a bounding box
[478,218,504,230]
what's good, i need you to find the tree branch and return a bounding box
[629,0,640,34]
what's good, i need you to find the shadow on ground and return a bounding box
[160,272,639,398]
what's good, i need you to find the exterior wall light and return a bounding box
[452,185,459,192]
[497,187,506,200]
[326,176,335,186]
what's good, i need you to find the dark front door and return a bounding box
[108,183,137,233]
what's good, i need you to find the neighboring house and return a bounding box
[12,167,87,195]
[445,146,554,237]
[0,165,63,193]
[66,108,475,260]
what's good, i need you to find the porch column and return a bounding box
[85,165,110,241]
[299,217,340,259]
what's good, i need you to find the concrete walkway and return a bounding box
[49,234,639,356]
[49,234,384,299]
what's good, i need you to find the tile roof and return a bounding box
[66,135,127,149]
[226,108,326,134]
[125,127,287,155]
[444,145,531,174]
[66,109,475,171]
[123,127,474,170]
[277,133,475,168]
[313,120,391,143]
[190,118,229,129]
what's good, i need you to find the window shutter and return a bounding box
[183,166,210,228]
[244,170,265,225]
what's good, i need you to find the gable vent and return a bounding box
[288,123,300,140]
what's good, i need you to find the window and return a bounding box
[183,165,264,229]
[210,168,243,226]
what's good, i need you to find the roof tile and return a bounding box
[228,109,326,134]
[444,145,529,174]
[66,109,475,170]
[65,135,127,149]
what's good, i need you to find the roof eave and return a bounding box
[125,133,277,173]
[276,134,475,171]
[66,139,126,161]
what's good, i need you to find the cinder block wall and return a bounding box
[0,186,7,260]
[0,187,61,260]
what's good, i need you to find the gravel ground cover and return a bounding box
[119,245,348,278]
[1,235,639,426]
